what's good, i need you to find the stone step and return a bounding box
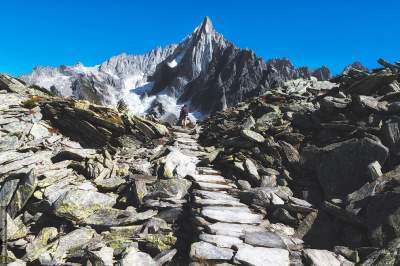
[196,167,221,175]
[194,197,246,207]
[195,181,236,191]
[199,233,243,248]
[192,190,239,202]
[206,222,266,238]
[171,126,193,133]
[201,206,264,224]
[190,174,228,184]
[190,241,234,262]
[174,132,197,138]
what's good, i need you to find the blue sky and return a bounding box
[0,0,398,76]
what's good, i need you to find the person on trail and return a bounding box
[178,104,189,128]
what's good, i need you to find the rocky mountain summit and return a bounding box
[21,17,330,119]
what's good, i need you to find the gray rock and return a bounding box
[0,177,20,206]
[120,246,157,266]
[80,208,157,227]
[29,122,50,139]
[237,180,252,190]
[241,129,265,143]
[206,222,265,238]
[162,149,197,178]
[302,138,389,199]
[367,161,382,180]
[244,231,286,248]
[146,179,191,200]
[199,233,243,248]
[367,191,400,246]
[382,119,400,155]
[242,116,256,129]
[25,227,58,262]
[52,227,96,263]
[201,206,264,224]
[87,246,114,266]
[190,241,233,261]
[53,189,117,221]
[303,249,342,266]
[195,181,234,191]
[244,158,260,185]
[193,190,239,201]
[278,140,300,168]
[194,197,246,207]
[234,246,289,266]
[154,248,177,265]
[7,170,37,218]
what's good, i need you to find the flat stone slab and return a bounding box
[234,246,289,266]
[303,249,341,266]
[196,167,221,175]
[244,231,286,248]
[191,174,228,184]
[199,233,243,248]
[196,181,235,191]
[194,197,246,207]
[201,206,263,224]
[190,241,233,261]
[207,222,266,238]
[193,190,239,201]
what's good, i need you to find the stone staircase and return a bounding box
[171,128,296,266]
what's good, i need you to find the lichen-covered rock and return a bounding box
[53,189,117,221]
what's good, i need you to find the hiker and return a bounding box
[178,104,189,128]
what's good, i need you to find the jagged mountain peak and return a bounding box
[195,16,214,35]
[21,16,332,119]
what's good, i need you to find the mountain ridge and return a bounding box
[21,16,332,118]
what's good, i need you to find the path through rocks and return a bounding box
[170,127,297,266]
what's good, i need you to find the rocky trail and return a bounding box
[169,129,331,265]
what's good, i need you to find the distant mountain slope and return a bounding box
[21,17,331,118]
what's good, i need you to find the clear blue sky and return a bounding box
[1,0,398,76]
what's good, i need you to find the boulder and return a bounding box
[145,179,191,200]
[241,129,265,143]
[162,149,197,178]
[301,138,389,199]
[303,249,343,266]
[190,241,233,261]
[53,189,117,221]
[366,191,400,247]
[120,246,157,266]
[7,170,37,218]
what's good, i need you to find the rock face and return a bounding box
[21,17,330,118]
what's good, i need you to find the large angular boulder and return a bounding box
[53,189,117,221]
[161,149,197,178]
[145,179,192,200]
[301,138,389,199]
